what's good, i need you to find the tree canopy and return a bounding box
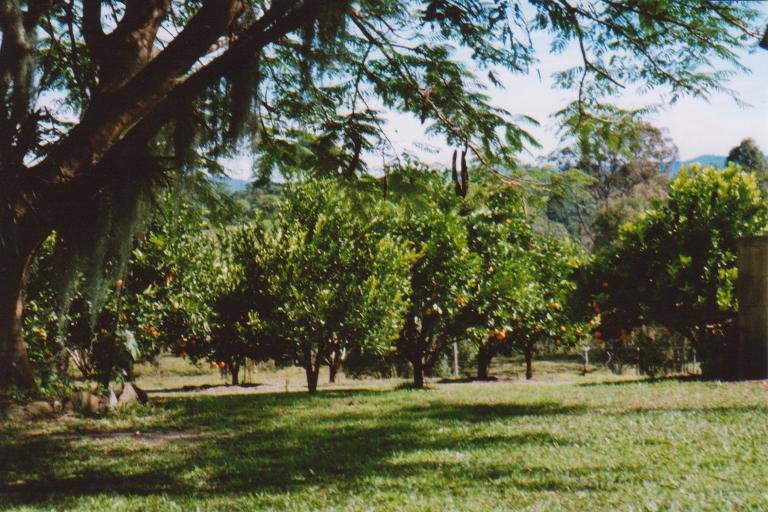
[727,138,768,189]
[1,0,764,390]
[587,164,768,379]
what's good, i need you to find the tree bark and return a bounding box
[305,365,319,394]
[303,343,322,394]
[412,355,425,389]
[327,347,345,383]
[524,344,534,380]
[0,247,36,392]
[476,344,493,381]
[329,360,339,384]
[230,361,240,386]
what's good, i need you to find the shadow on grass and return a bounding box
[0,391,614,507]
[144,383,266,393]
[402,401,584,423]
[576,374,701,387]
[436,376,488,384]
[616,404,768,416]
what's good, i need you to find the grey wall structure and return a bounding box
[737,236,768,379]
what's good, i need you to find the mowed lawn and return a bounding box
[2,378,768,511]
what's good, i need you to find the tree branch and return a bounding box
[34,0,313,201]
[351,12,521,186]
[82,0,106,55]
[23,0,54,29]
[33,0,250,182]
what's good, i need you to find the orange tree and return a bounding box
[384,166,480,387]
[196,223,279,386]
[464,185,586,380]
[588,165,768,379]
[236,180,412,393]
[22,183,226,390]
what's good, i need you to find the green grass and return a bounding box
[2,378,768,511]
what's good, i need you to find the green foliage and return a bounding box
[589,164,768,377]
[463,185,587,379]
[232,180,413,392]
[13,0,759,181]
[727,138,768,190]
[23,185,227,387]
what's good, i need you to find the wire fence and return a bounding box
[587,342,699,377]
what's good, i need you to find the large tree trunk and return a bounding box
[476,344,493,381]
[230,361,240,386]
[0,248,37,392]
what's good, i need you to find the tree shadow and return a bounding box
[0,392,614,508]
[615,404,768,416]
[402,401,585,423]
[144,383,266,393]
[576,374,701,387]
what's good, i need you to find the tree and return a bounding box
[463,185,533,380]
[589,164,768,378]
[384,166,480,388]
[121,184,230,363]
[541,167,597,244]
[251,181,411,393]
[548,119,677,249]
[1,0,762,390]
[503,235,584,379]
[464,185,585,380]
[727,138,768,188]
[22,182,226,389]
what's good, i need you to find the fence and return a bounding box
[591,341,698,377]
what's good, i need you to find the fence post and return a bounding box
[737,236,768,379]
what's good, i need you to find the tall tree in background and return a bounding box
[548,119,678,249]
[0,0,763,390]
[727,138,768,189]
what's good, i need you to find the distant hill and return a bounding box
[208,176,250,192]
[667,155,727,176]
[221,177,250,192]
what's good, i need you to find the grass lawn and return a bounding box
[2,376,768,511]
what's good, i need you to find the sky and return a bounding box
[381,33,768,168]
[224,8,768,179]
